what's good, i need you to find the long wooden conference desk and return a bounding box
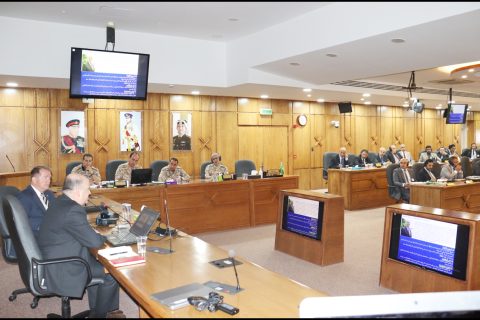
[91,195,327,318]
[91,176,298,234]
[410,180,480,213]
[328,167,396,210]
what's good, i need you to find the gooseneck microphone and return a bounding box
[228,249,241,292]
[5,154,15,172]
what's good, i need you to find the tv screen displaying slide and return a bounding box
[446,104,468,124]
[388,212,469,280]
[282,195,324,240]
[70,47,150,100]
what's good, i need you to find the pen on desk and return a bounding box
[110,251,128,256]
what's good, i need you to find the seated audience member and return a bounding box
[16,166,55,237]
[71,153,101,185]
[115,151,141,182]
[447,144,459,158]
[205,152,229,181]
[386,144,401,164]
[396,144,414,164]
[38,174,124,318]
[393,158,414,203]
[461,142,480,160]
[373,147,389,166]
[329,147,350,169]
[418,145,440,163]
[356,149,372,167]
[416,159,437,182]
[437,147,450,162]
[158,157,191,183]
[440,155,463,181]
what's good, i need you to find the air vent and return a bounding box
[429,79,474,85]
[331,80,480,99]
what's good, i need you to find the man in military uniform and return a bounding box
[205,152,228,181]
[172,119,191,150]
[158,157,190,183]
[71,153,102,185]
[115,151,141,182]
[61,119,85,154]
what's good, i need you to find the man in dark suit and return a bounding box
[356,149,372,167]
[37,174,124,318]
[393,158,414,203]
[16,166,55,237]
[386,144,401,164]
[461,142,480,160]
[416,159,437,182]
[374,147,389,166]
[329,147,350,168]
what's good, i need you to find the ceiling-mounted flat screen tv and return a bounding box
[69,47,150,100]
[446,103,468,124]
[388,212,469,281]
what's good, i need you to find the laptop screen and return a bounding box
[131,168,153,185]
[130,206,159,236]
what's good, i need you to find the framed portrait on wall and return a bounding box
[172,112,192,151]
[120,111,142,152]
[60,110,86,154]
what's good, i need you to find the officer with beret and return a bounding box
[173,119,191,150]
[61,119,85,154]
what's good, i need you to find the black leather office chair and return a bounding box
[322,152,337,180]
[235,160,256,176]
[368,152,377,164]
[2,194,103,318]
[0,186,42,309]
[150,160,169,181]
[200,161,211,179]
[411,162,424,181]
[432,162,443,179]
[472,158,480,176]
[386,163,401,201]
[65,161,82,175]
[348,154,358,166]
[461,156,473,177]
[105,160,127,181]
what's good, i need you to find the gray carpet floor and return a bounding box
[0,203,394,317]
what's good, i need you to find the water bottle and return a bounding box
[259,165,263,179]
[279,162,285,176]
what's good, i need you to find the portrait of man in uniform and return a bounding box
[172,112,192,151]
[60,110,85,154]
[120,111,142,152]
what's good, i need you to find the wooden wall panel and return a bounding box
[238,126,263,170]
[311,114,326,168]
[0,107,26,172]
[216,111,238,175]
[264,127,288,171]
[292,119,310,169]
[215,96,237,112]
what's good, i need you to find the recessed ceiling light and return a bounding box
[364,101,371,105]
[228,18,239,22]
[289,62,300,66]
[438,104,442,107]
[191,90,200,95]
[317,98,325,103]
[326,53,337,58]
[391,38,406,43]
[362,93,370,97]
[239,98,249,104]
[435,106,442,109]
[360,98,364,101]
[307,94,311,97]
[468,68,475,72]
[260,94,269,99]
[168,84,175,87]
[302,88,312,92]
[461,75,468,79]
[6,82,18,87]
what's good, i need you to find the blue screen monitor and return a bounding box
[446,103,468,124]
[281,195,324,240]
[70,47,150,100]
[388,212,469,281]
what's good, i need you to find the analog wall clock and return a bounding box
[297,114,307,126]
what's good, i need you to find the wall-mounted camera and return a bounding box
[330,120,340,128]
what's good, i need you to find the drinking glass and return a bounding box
[136,236,147,257]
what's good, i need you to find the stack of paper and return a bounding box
[98,246,145,267]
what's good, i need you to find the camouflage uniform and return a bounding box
[71,164,101,185]
[172,135,191,150]
[158,166,190,183]
[205,163,228,181]
[115,163,141,181]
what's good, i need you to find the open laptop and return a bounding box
[151,282,212,310]
[105,206,159,247]
[131,168,153,185]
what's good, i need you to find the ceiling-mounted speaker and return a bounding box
[338,102,352,113]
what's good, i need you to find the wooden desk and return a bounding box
[328,168,396,210]
[410,181,480,213]
[90,196,327,318]
[91,176,299,234]
[0,171,30,189]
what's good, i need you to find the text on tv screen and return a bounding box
[446,104,468,124]
[282,195,324,240]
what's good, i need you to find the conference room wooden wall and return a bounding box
[0,87,478,190]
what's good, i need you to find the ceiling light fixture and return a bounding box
[391,38,406,43]
[307,94,311,98]
[260,94,269,99]
[364,101,371,105]
[326,53,337,58]
[317,98,325,103]
[362,93,370,97]
[228,18,239,22]
[289,62,300,66]
[303,88,312,92]
[6,82,18,87]
[191,90,200,95]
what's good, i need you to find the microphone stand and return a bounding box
[156,184,174,254]
[231,255,241,292]
[6,155,16,172]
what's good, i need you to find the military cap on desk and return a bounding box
[66,119,80,127]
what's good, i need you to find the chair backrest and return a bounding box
[235,160,256,176]
[411,162,424,181]
[322,152,338,180]
[150,160,169,181]
[348,154,358,166]
[460,156,473,177]
[386,163,401,200]
[461,148,469,157]
[432,162,443,178]
[200,161,211,179]
[472,158,480,176]
[65,161,82,175]
[368,152,377,163]
[0,186,20,262]
[105,160,127,181]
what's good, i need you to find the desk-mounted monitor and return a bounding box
[281,195,324,240]
[70,47,150,100]
[131,168,153,185]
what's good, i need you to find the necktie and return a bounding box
[472,150,476,159]
[403,151,406,159]
[41,192,48,208]
[340,157,344,167]
[403,169,411,183]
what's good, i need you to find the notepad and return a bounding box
[98,246,145,267]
